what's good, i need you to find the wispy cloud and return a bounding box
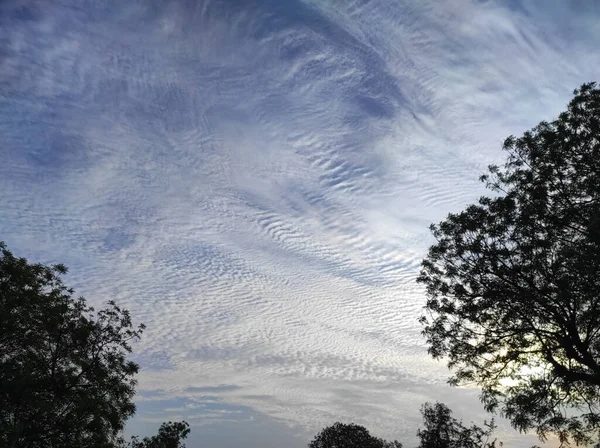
[1,0,598,446]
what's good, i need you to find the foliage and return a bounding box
[308,403,497,448]
[308,422,402,448]
[0,241,146,447]
[382,440,404,448]
[417,402,500,448]
[120,421,191,448]
[418,82,600,446]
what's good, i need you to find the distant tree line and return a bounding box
[309,401,500,448]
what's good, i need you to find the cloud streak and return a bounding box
[1,0,598,446]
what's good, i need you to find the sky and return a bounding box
[1,0,599,446]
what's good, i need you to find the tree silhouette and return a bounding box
[0,242,189,448]
[418,83,600,446]
[308,422,402,448]
[119,421,191,448]
[417,402,500,448]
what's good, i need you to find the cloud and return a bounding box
[185,385,243,394]
[1,0,598,446]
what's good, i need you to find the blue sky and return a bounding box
[1,0,599,446]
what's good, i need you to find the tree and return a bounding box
[0,241,144,447]
[0,242,189,448]
[308,422,402,448]
[120,421,191,448]
[418,82,600,446]
[382,440,403,448]
[416,402,500,448]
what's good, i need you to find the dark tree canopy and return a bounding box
[418,83,600,446]
[417,402,500,448]
[0,242,145,447]
[308,422,402,448]
[119,421,191,448]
